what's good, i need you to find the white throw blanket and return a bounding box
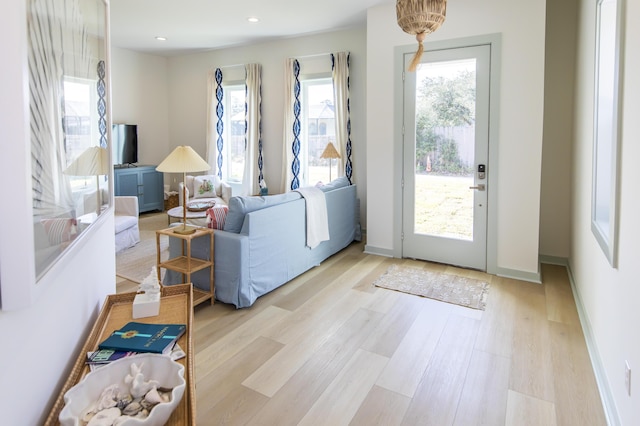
[294,186,330,249]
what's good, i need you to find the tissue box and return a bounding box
[132,293,160,319]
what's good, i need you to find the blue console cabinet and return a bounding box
[114,165,164,212]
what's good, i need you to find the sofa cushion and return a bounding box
[206,205,228,230]
[223,192,302,233]
[317,176,350,192]
[114,215,138,234]
[193,175,217,198]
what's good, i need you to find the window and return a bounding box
[300,77,335,186]
[62,77,100,196]
[220,83,245,183]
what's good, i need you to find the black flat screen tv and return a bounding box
[112,124,138,166]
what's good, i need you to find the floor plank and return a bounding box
[246,308,384,425]
[505,389,557,426]
[401,314,480,425]
[349,386,411,426]
[549,320,607,425]
[298,349,389,426]
[452,349,510,426]
[509,281,556,402]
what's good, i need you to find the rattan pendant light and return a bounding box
[396,0,447,71]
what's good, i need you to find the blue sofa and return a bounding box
[164,178,360,308]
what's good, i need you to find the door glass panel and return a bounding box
[414,59,476,240]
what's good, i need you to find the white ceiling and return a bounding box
[110,0,391,56]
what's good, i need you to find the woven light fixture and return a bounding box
[396,0,447,72]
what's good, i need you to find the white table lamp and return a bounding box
[64,146,110,215]
[156,146,211,234]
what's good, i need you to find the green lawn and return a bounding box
[414,174,474,240]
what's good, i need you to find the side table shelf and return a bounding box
[156,227,214,307]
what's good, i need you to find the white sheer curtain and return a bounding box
[332,51,353,184]
[281,58,301,192]
[30,0,94,216]
[205,68,224,178]
[243,63,262,196]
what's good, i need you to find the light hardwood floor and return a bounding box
[117,242,607,425]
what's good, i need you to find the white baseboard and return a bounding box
[540,256,620,426]
[495,265,542,284]
[363,244,395,258]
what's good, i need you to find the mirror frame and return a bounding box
[591,0,625,267]
[0,0,111,310]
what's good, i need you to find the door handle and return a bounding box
[469,184,486,191]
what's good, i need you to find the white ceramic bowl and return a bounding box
[59,353,186,426]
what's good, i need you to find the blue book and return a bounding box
[98,322,186,354]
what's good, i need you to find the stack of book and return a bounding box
[86,322,186,370]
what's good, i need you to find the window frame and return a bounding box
[220,81,246,184]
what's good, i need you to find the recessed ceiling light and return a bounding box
[155,36,167,41]
[247,17,259,23]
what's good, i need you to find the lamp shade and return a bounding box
[156,146,210,173]
[64,146,110,176]
[320,142,341,160]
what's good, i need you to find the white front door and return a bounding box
[402,44,491,270]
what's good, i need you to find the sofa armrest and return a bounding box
[114,196,139,217]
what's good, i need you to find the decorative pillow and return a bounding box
[317,176,350,192]
[206,206,228,230]
[41,218,77,245]
[193,176,217,198]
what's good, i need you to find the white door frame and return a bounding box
[393,34,502,274]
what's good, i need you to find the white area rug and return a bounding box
[373,264,490,310]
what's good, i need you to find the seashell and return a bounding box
[115,394,132,411]
[87,407,121,426]
[112,416,129,426]
[159,390,171,403]
[134,409,150,419]
[81,409,96,424]
[96,384,120,411]
[139,398,154,410]
[144,386,164,404]
[122,400,143,416]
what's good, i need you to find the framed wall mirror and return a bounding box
[591,0,624,267]
[29,0,111,279]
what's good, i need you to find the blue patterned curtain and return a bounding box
[206,68,224,178]
[282,58,301,192]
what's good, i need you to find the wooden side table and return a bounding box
[156,227,214,307]
[45,285,195,425]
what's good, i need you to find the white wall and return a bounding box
[0,2,115,424]
[571,0,640,423]
[165,27,367,218]
[111,48,171,168]
[539,0,577,258]
[365,1,546,275]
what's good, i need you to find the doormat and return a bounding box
[373,264,490,310]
